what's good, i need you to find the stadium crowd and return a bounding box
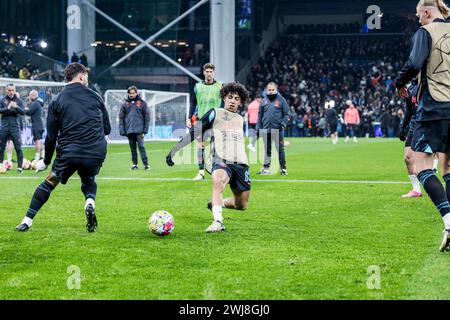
[0,45,63,82]
[245,34,412,138]
[285,14,417,35]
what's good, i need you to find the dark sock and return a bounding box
[418,169,450,218]
[81,182,97,201]
[198,148,205,170]
[443,174,450,203]
[25,181,55,219]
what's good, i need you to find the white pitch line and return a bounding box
[0,176,410,184]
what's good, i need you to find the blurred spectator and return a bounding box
[246,95,261,151]
[379,109,391,137]
[344,100,360,142]
[71,52,80,63]
[80,53,88,68]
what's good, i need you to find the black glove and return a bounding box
[166,151,175,167]
[399,127,407,142]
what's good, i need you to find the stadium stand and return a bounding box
[246,32,412,138]
[0,42,64,82]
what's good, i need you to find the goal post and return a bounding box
[104,89,190,142]
[0,77,66,147]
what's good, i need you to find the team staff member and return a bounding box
[395,0,450,251]
[256,82,289,176]
[119,86,150,171]
[16,63,111,232]
[0,84,25,173]
[26,90,45,161]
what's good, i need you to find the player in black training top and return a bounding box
[16,63,111,232]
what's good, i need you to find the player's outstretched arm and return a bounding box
[166,109,216,167]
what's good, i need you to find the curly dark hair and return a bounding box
[220,82,249,103]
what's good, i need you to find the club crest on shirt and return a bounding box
[127,100,142,108]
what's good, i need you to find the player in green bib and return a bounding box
[187,63,223,181]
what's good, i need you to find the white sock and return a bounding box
[212,205,223,223]
[41,150,45,158]
[199,170,204,176]
[22,216,33,227]
[34,153,40,161]
[433,159,439,171]
[408,175,421,193]
[443,213,450,230]
[7,152,12,162]
[85,198,95,210]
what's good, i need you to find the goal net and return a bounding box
[0,77,65,146]
[104,90,190,142]
[0,81,190,146]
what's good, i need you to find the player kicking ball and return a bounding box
[15,63,111,232]
[166,83,250,233]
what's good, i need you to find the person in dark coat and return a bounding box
[256,82,289,176]
[119,86,150,170]
[26,90,45,161]
[0,84,25,172]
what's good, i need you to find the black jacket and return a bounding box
[26,98,44,132]
[379,111,391,128]
[0,94,25,132]
[325,108,338,125]
[44,83,111,165]
[257,93,289,130]
[119,96,150,136]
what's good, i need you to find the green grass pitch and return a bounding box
[0,138,449,299]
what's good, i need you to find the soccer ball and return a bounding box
[149,210,175,236]
[31,160,38,170]
[22,159,31,170]
[3,160,12,170]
